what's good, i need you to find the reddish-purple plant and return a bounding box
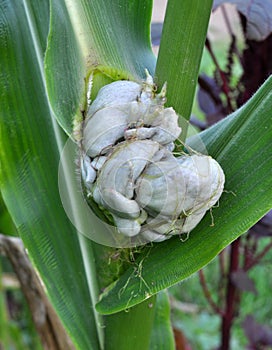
[196,3,272,349]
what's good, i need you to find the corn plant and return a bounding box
[1,1,272,349]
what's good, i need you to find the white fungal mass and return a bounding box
[81,73,225,242]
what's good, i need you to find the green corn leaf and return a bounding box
[0,2,100,349]
[149,291,175,350]
[45,0,156,136]
[155,0,213,135]
[1,1,159,348]
[96,75,272,315]
[104,296,156,350]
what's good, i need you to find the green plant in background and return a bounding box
[0,1,271,350]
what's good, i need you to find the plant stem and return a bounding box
[245,240,272,271]
[218,251,226,302]
[205,38,233,112]
[198,270,223,316]
[220,238,240,350]
[221,5,241,62]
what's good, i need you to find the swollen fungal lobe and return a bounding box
[81,73,225,243]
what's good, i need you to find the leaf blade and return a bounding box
[155,0,213,133]
[213,0,272,41]
[149,291,175,350]
[0,2,100,348]
[96,75,272,315]
[104,296,157,350]
[45,0,156,136]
